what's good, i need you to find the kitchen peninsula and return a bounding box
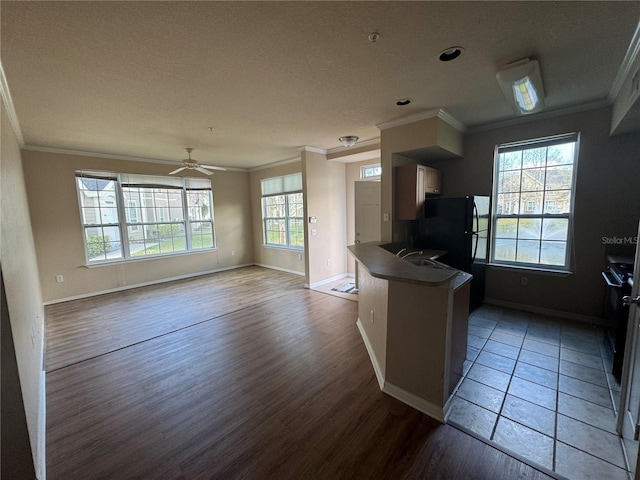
[348,241,472,422]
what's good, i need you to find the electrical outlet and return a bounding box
[383,213,390,222]
[231,250,235,256]
[326,258,331,266]
[298,253,303,260]
[56,275,64,283]
[520,276,528,286]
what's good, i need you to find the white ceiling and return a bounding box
[1,1,639,170]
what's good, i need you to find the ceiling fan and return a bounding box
[169,148,227,175]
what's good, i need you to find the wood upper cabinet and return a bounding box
[395,164,442,220]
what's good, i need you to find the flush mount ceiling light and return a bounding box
[339,136,359,147]
[496,58,545,115]
[438,46,464,62]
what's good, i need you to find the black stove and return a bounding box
[602,259,635,381]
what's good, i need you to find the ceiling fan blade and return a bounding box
[195,167,214,175]
[169,166,187,175]
[199,164,227,171]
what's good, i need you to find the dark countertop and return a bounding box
[347,241,472,289]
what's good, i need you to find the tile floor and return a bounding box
[448,305,633,480]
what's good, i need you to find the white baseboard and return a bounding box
[44,264,255,305]
[37,368,46,479]
[253,263,305,277]
[356,319,385,390]
[382,382,446,424]
[484,297,604,326]
[355,320,448,424]
[309,273,349,289]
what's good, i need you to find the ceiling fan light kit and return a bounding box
[169,148,227,176]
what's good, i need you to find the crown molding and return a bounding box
[376,108,467,133]
[466,99,612,134]
[22,145,248,171]
[326,137,380,156]
[0,60,25,146]
[437,109,468,133]
[609,19,640,103]
[297,145,327,155]
[248,156,301,172]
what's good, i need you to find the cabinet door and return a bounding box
[395,164,423,220]
[425,166,442,194]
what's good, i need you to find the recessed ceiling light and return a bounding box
[396,98,412,106]
[439,46,464,62]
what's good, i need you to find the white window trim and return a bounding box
[76,171,216,265]
[361,163,381,179]
[260,173,304,250]
[489,133,579,272]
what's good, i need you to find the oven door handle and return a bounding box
[602,271,623,288]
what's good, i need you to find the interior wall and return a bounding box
[379,115,453,242]
[345,159,381,275]
[22,149,254,303]
[437,106,640,318]
[1,100,45,478]
[1,270,37,479]
[302,150,347,287]
[249,160,305,275]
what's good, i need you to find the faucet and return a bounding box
[401,250,423,259]
[396,248,407,257]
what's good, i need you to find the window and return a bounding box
[361,164,381,179]
[76,171,215,263]
[491,133,579,270]
[261,173,304,249]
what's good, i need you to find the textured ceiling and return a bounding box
[1,1,639,169]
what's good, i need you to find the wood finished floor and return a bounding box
[46,266,554,480]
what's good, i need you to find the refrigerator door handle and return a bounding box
[472,232,479,263]
[472,202,479,234]
[471,202,480,263]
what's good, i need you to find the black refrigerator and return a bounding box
[416,196,490,311]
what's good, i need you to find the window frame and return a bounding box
[361,163,382,179]
[490,133,579,272]
[75,171,216,265]
[260,173,304,250]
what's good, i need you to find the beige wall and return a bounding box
[22,150,254,302]
[302,150,347,287]
[1,100,46,477]
[386,280,449,406]
[345,159,381,275]
[357,266,388,377]
[249,160,305,275]
[436,106,640,318]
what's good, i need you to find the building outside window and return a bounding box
[261,173,304,249]
[491,133,579,270]
[76,171,215,263]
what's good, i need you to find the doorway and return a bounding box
[354,180,381,287]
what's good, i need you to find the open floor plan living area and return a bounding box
[2,2,640,479]
[42,267,555,479]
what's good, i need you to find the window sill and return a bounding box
[262,244,304,252]
[84,248,217,267]
[488,263,573,277]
